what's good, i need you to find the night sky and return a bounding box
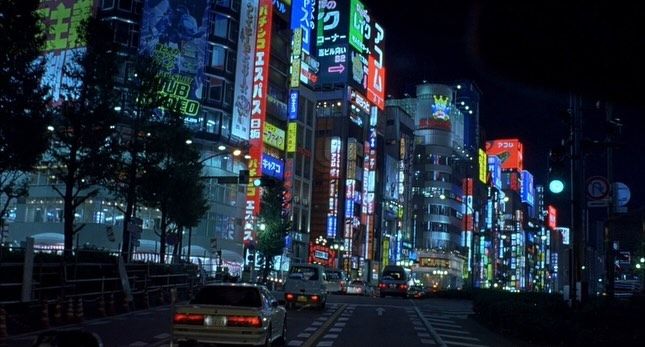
[370,2,645,212]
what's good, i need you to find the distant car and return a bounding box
[346,280,370,296]
[324,268,349,294]
[283,264,328,310]
[407,284,426,299]
[171,283,287,346]
[378,265,409,298]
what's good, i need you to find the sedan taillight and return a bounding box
[226,315,262,328]
[173,313,204,325]
[399,284,408,289]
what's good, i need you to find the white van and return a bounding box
[283,264,328,310]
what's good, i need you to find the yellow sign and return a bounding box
[419,257,450,268]
[263,122,285,150]
[287,122,297,152]
[290,28,302,88]
[382,238,390,267]
[478,149,487,183]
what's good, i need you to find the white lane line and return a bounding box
[427,321,461,328]
[421,339,438,345]
[305,327,317,332]
[418,333,431,338]
[434,327,470,334]
[317,341,334,347]
[129,342,148,346]
[333,322,346,327]
[323,334,339,339]
[443,341,488,347]
[438,334,480,341]
[153,333,170,339]
[288,340,303,346]
[338,317,349,321]
[329,328,342,333]
[298,333,311,338]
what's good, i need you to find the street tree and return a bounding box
[257,183,291,284]
[0,0,51,234]
[106,56,171,262]
[47,17,119,258]
[139,116,204,264]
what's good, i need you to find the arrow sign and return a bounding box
[328,64,345,74]
[376,307,385,316]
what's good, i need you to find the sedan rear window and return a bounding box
[190,286,262,307]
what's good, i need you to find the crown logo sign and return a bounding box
[433,95,450,109]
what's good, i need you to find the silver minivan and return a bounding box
[283,264,328,310]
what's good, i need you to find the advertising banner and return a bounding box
[262,154,284,180]
[384,156,398,200]
[232,0,259,139]
[39,0,98,101]
[139,0,211,117]
[290,0,315,55]
[488,155,502,189]
[478,149,487,184]
[244,0,273,246]
[419,94,452,130]
[287,122,297,152]
[327,137,342,238]
[547,205,557,230]
[485,139,524,171]
[263,122,286,150]
[367,55,386,110]
[288,90,299,120]
[521,170,535,206]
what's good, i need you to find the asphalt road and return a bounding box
[6,294,541,347]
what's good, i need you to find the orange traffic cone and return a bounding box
[65,297,74,322]
[40,299,50,329]
[53,298,62,324]
[75,298,84,322]
[97,295,106,317]
[0,307,8,345]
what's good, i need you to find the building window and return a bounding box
[101,0,115,10]
[205,111,222,134]
[212,14,229,38]
[210,45,226,70]
[229,19,239,42]
[221,112,231,138]
[208,78,224,102]
[224,81,234,106]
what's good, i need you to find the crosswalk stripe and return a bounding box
[288,340,303,346]
[443,341,488,347]
[434,327,470,335]
[427,321,461,328]
[439,334,480,341]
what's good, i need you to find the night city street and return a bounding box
[2,0,645,346]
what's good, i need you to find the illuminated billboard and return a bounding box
[367,54,386,110]
[244,0,273,246]
[521,170,535,206]
[287,122,297,152]
[488,155,502,189]
[485,139,524,171]
[39,0,98,101]
[547,205,557,230]
[478,149,488,183]
[262,154,284,180]
[288,90,298,120]
[327,137,342,238]
[232,0,259,140]
[291,0,315,55]
[419,94,452,130]
[263,122,286,150]
[384,156,399,200]
[139,0,211,117]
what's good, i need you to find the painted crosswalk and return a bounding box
[413,300,487,347]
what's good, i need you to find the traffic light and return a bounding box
[238,169,249,184]
[548,144,567,194]
[252,177,279,187]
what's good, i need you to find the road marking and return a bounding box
[434,327,470,334]
[423,316,454,323]
[443,341,488,347]
[323,334,338,339]
[288,340,304,346]
[414,305,447,347]
[316,341,334,347]
[421,339,438,345]
[153,333,170,339]
[427,321,461,328]
[312,321,323,326]
[301,304,347,347]
[418,333,431,338]
[438,334,480,341]
[129,342,148,346]
[338,317,349,321]
[298,333,311,338]
[329,328,342,333]
[333,322,346,327]
[375,307,385,316]
[305,327,317,332]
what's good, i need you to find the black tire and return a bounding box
[275,319,287,346]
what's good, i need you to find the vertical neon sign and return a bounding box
[244,0,273,246]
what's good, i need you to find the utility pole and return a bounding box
[605,102,615,297]
[569,94,586,304]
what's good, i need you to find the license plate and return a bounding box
[297,296,307,302]
[390,284,396,288]
[205,315,227,327]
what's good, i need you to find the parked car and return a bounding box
[346,280,371,296]
[283,264,328,310]
[324,268,349,294]
[378,265,409,298]
[170,283,287,346]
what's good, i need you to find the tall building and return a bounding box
[388,82,482,289]
[309,0,387,281]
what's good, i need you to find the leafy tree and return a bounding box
[257,183,291,283]
[47,17,119,258]
[106,56,170,262]
[0,0,50,234]
[139,117,204,264]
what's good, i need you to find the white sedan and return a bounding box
[346,280,370,296]
[171,283,287,346]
